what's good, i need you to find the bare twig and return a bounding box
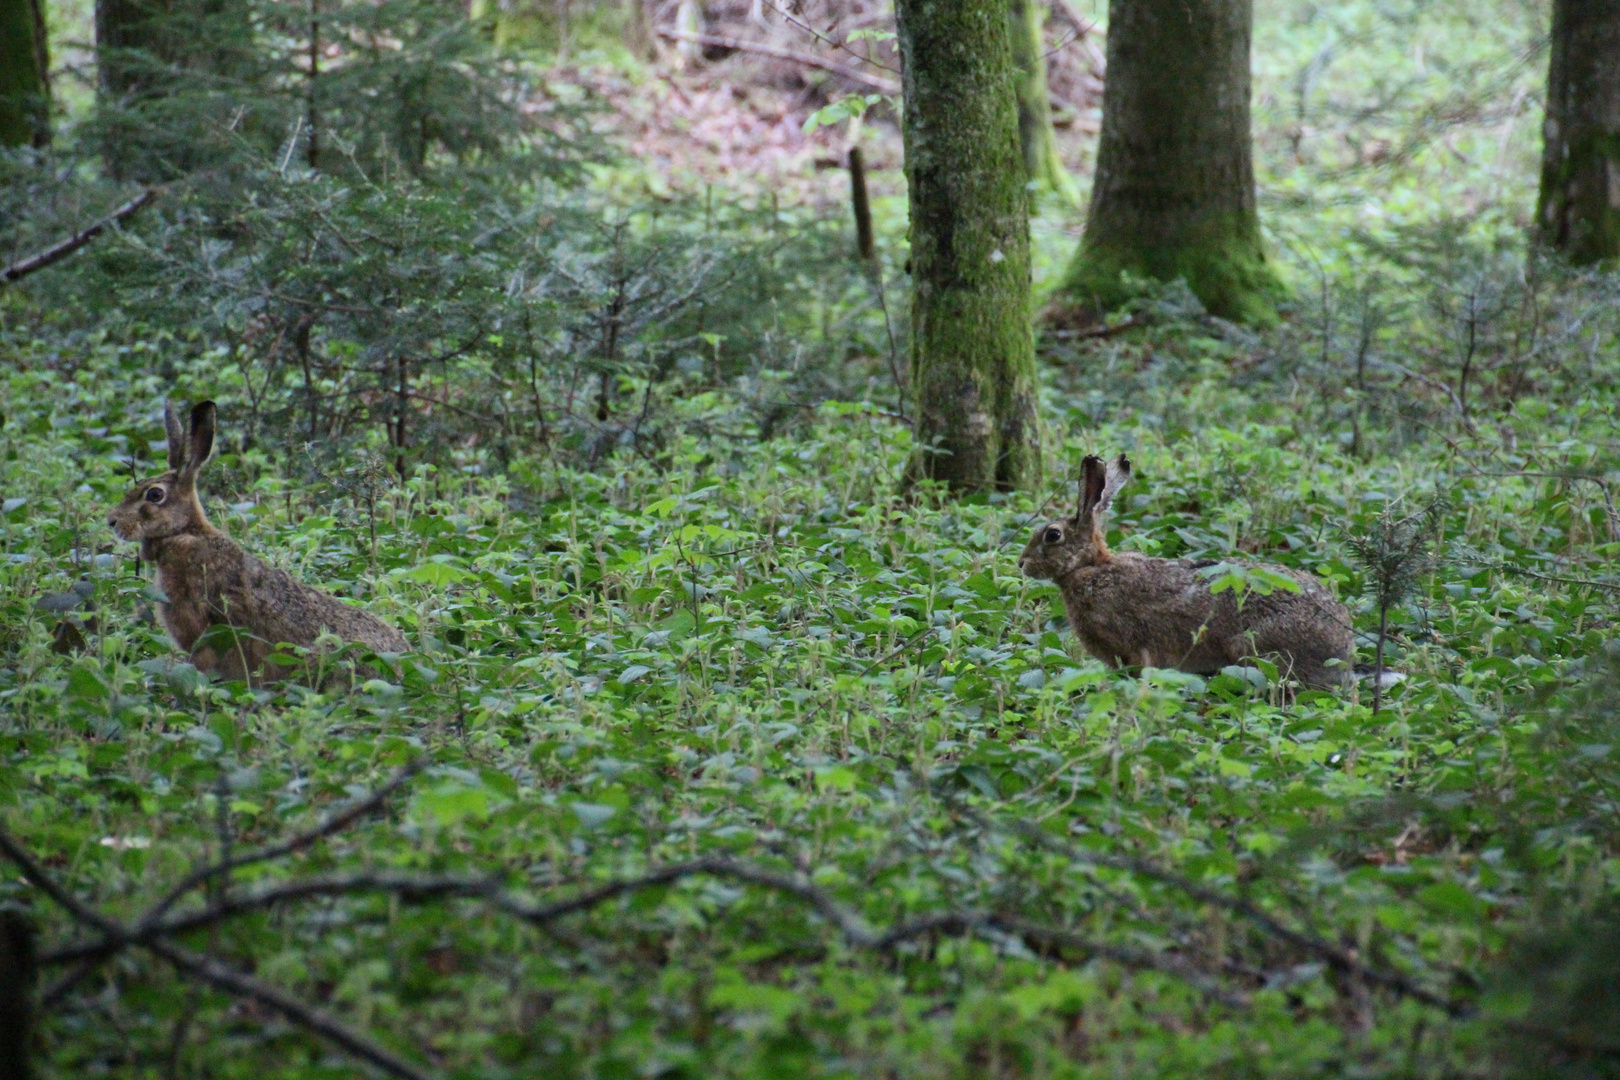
[758,0,902,75]
[1469,471,1620,543]
[655,29,900,94]
[139,759,426,929]
[31,848,1248,1008]
[1,187,162,287]
[953,806,1470,1017]
[149,940,436,1080]
[0,829,123,937]
[0,828,437,1079]
[41,871,501,966]
[1484,562,1620,594]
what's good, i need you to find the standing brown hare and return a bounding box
[108,401,408,685]
[1019,454,1354,691]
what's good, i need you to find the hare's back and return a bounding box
[243,556,407,652]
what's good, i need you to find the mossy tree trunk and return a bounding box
[1009,0,1078,206]
[1053,0,1281,324]
[1537,0,1620,264]
[0,0,49,147]
[895,0,1039,494]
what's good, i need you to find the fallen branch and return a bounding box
[655,29,900,95]
[1047,315,1148,341]
[0,187,162,287]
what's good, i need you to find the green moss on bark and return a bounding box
[896,0,1040,493]
[1050,0,1282,325]
[1061,211,1284,325]
[1010,0,1080,207]
[0,0,48,147]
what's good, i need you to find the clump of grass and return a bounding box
[1344,493,1448,713]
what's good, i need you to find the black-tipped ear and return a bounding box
[164,401,187,471]
[1098,453,1132,514]
[1078,455,1106,519]
[184,401,217,476]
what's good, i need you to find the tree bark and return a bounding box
[896,0,1040,494]
[1052,0,1281,324]
[1009,0,1078,206]
[95,0,252,178]
[0,911,35,1080]
[96,0,164,100]
[96,0,184,178]
[0,0,49,147]
[1537,0,1620,264]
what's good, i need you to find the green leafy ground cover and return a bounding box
[5,0,1620,1075]
[3,328,1619,1078]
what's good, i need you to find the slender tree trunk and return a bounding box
[621,0,655,60]
[1537,0,1620,264]
[1009,0,1078,206]
[848,146,876,265]
[1052,0,1281,324]
[0,911,35,1080]
[0,0,50,147]
[96,0,179,179]
[96,0,253,178]
[96,0,162,99]
[307,0,320,169]
[896,0,1039,493]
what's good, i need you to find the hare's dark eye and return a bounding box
[145,486,166,504]
[1043,526,1063,544]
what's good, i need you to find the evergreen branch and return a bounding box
[137,758,426,929]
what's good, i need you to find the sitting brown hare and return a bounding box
[1019,454,1354,691]
[108,401,407,684]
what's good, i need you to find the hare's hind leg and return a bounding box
[193,632,275,686]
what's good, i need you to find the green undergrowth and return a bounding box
[2,339,1620,1078]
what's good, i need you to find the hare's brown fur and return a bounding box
[1020,454,1354,691]
[108,401,407,684]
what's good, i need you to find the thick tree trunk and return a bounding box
[1009,0,1078,206]
[0,0,49,147]
[1537,0,1620,264]
[896,0,1040,494]
[1053,0,1280,324]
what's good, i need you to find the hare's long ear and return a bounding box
[1098,453,1132,515]
[182,401,217,478]
[164,401,187,471]
[1077,455,1107,520]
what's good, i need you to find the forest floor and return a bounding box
[4,1,1615,1077]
